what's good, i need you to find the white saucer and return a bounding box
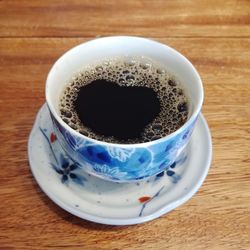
[28,104,212,225]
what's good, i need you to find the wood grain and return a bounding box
[0,0,250,38]
[0,37,250,249]
[0,0,250,249]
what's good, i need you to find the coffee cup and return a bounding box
[46,36,203,182]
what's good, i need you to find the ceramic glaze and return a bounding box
[28,104,212,225]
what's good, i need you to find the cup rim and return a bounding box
[46,36,203,148]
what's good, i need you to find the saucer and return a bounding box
[28,104,212,225]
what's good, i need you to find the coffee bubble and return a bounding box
[59,56,189,143]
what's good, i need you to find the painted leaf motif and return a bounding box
[93,164,116,175]
[139,196,151,203]
[107,147,135,162]
[50,133,57,143]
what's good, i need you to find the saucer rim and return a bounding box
[28,104,212,225]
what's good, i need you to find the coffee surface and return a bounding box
[59,57,189,143]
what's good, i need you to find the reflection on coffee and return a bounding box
[59,57,189,143]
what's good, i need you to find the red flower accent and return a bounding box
[50,133,57,143]
[139,196,151,203]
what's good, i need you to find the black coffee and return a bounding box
[59,57,189,143]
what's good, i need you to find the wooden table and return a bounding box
[1,1,250,249]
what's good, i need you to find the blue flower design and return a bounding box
[40,127,87,186]
[48,108,196,181]
[51,154,86,185]
[154,154,188,183]
[80,145,153,179]
[155,162,178,179]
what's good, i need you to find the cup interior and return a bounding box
[46,36,203,143]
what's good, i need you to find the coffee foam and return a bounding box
[59,57,189,143]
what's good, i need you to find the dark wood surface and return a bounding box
[0,1,250,249]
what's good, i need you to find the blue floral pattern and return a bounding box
[40,127,87,186]
[40,123,188,217]
[50,109,196,182]
[107,147,135,162]
[51,154,87,185]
